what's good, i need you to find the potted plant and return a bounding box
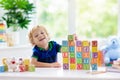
[0,0,35,31]
[0,0,35,46]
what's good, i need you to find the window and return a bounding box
[34,0,68,39]
[76,0,118,39]
[34,0,118,39]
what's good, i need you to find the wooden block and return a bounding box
[62,52,69,58]
[82,53,90,58]
[76,47,82,52]
[76,58,82,64]
[70,58,76,64]
[82,41,90,46]
[63,63,69,70]
[69,46,75,52]
[91,58,98,64]
[77,64,83,70]
[92,52,98,58]
[62,40,68,46]
[68,41,75,46]
[68,35,74,41]
[76,52,82,58]
[70,64,76,70]
[63,58,69,63]
[82,46,90,53]
[76,40,82,46]
[92,47,97,52]
[83,58,90,64]
[70,52,75,58]
[92,41,97,47]
[83,64,90,70]
[0,65,4,72]
[91,64,98,71]
[61,46,69,52]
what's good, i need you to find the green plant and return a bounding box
[0,0,35,31]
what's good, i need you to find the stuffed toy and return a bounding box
[3,57,18,72]
[102,36,120,64]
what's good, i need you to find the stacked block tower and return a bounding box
[81,41,90,70]
[91,41,98,71]
[62,34,103,71]
[0,23,5,42]
[68,35,76,70]
[76,40,82,70]
[62,40,69,69]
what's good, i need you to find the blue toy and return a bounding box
[102,36,120,64]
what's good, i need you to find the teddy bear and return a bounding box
[101,36,120,65]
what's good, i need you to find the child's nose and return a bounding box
[38,34,43,37]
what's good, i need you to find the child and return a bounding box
[28,25,61,68]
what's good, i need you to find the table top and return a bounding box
[0,68,120,80]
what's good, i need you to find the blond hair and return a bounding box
[28,25,49,45]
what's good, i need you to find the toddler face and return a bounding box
[32,28,49,47]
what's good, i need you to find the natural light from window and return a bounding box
[35,0,118,40]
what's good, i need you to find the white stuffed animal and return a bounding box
[7,57,18,72]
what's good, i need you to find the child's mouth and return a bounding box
[39,38,45,41]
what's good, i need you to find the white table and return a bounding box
[0,68,120,80]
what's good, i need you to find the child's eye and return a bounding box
[35,35,38,37]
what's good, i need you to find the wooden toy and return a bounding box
[91,40,98,71]
[2,57,18,72]
[19,64,25,72]
[76,40,82,47]
[18,58,25,72]
[70,64,76,70]
[62,46,69,52]
[63,64,69,70]
[1,57,35,72]
[8,57,18,72]
[0,65,4,72]
[62,40,69,70]
[2,58,8,71]
[23,59,30,65]
[3,65,8,71]
[68,35,74,41]
[97,51,104,66]
[62,35,105,72]
[29,64,35,72]
[62,40,68,46]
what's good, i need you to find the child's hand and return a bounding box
[50,62,61,68]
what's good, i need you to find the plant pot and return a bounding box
[5,31,19,46]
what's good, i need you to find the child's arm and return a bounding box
[31,58,61,68]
